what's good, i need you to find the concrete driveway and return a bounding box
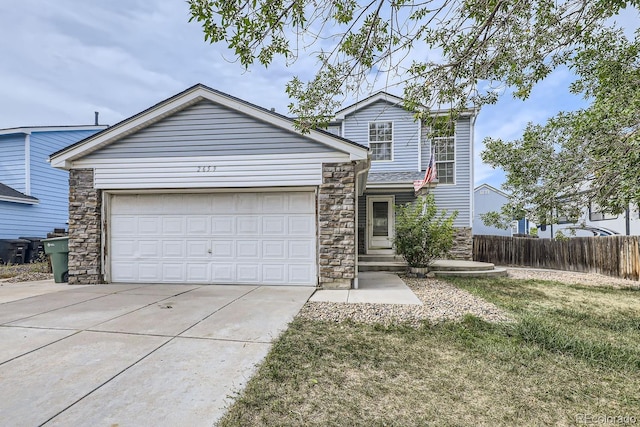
[0,282,314,426]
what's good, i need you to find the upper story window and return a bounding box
[589,203,617,221]
[369,122,392,161]
[431,118,455,184]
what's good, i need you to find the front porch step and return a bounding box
[432,267,508,278]
[429,260,496,272]
[358,261,407,273]
[357,258,509,277]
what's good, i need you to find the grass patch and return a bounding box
[219,278,640,426]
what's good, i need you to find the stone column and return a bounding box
[318,162,356,289]
[448,227,473,260]
[68,169,102,284]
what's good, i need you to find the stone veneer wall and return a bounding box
[448,227,473,260]
[68,169,102,284]
[318,162,357,289]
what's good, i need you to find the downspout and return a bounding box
[470,110,478,229]
[24,131,32,195]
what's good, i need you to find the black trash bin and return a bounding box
[19,237,46,263]
[0,239,30,264]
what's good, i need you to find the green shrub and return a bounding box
[393,194,457,268]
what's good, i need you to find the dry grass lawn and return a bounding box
[219,277,640,426]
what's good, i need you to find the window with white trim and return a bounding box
[431,118,455,184]
[368,122,392,161]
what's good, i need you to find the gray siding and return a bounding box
[473,187,511,236]
[0,134,26,193]
[425,116,473,227]
[343,100,419,172]
[326,124,342,136]
[85,101,335,159]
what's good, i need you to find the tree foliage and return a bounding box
[481,30,640,226]
[393,195,457,268]
[189,0,638,129]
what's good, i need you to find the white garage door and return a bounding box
[109,192,316,285]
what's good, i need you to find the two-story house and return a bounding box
[49,85,476,288]
[328,92,477,259]
[0,125,106,239]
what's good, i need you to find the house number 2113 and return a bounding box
[196,166,216,173]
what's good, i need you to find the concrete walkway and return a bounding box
[310,271,422,305]
[0,283,313,426]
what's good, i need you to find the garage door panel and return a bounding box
[162,263,185,281]
[289,265,314,284]
[139,263,161,281]
[211,264,234,282]
[262,216,286,235]
[162,241,185,257]
[186,263,209,282]
[111,262,136,282]
[289,240,314,260]
[236,240,259,258]
[288,192,315,213]
[162,217,185,235]
[111,216,137,234]
[236,216,260,235]
[186,240,209,258]
[211,240,234,258]
[288,216,314,235]
[262,194,286,212]
[110,191,316,285]
[139,240,160,257]
[186,217,209,235]
[262,264,285,283]
[237,264,259,282]
[212,216,234,235]
[138,217,161,235]
[263,241,285,259]
[112,239,135,257]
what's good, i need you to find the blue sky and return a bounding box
[1,1,637,188]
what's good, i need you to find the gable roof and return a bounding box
[334,91,405,120]
[333,91,480,121]
[474,183,509,198]
[0,183,39,205]
[50,84,369,169]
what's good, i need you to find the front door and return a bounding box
[367,196,394,253]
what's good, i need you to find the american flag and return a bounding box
[413,145,436,192]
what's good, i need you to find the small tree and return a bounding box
[394,195,458,269]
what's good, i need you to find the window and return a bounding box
[589,203,617,221]
[369,122,392,161]
[430,118,455,184]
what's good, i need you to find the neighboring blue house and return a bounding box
[0,125,106,239]
[473,184,512,236]
[329,92,477,258]
[473,183,533,236]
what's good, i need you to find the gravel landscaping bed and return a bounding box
[298,267,640,326]
[0,262,53,283]
[298,276,511,327]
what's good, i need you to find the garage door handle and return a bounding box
[207,249,212,254]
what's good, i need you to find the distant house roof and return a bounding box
[474,183,509,198]
[0,183,38,204]
[0,125,106,136]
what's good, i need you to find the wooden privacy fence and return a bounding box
[473,235,640,281]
